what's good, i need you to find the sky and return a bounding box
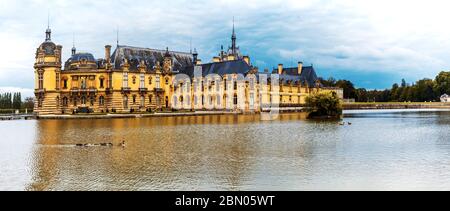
[1,0,450,98]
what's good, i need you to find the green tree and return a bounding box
[305,91,342,119]
[335,80,356,99]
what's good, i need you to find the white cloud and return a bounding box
[1,0,450,89]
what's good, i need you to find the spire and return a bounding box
[71,33,76,56]
[193,48,198,64]
[45,13,51,42]
[116,27,119,47]
[231,17,237,55]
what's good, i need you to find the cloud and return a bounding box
[1,0,450,90]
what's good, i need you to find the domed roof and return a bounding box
[69,53,96,63]
[38,41,57,55]
[64,52,98,70]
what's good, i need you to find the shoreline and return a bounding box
[2,103,450,120]
[343,102,450,110]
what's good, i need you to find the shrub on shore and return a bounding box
[305,91,343,119]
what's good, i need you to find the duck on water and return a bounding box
[75,141,125,148]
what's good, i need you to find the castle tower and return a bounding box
[34,24,62,115]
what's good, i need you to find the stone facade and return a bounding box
[34,25,342,116]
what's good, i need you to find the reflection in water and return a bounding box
[3,110,450,190]
[26,114,314,191]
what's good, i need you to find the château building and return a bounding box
[34,23,342,115]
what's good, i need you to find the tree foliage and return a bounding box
[305,91,343,118]
[319,71,450,102]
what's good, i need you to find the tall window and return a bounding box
[63,97,68,106]
[56,73,60,89]
[233,94,238,105]
[100,78,104,88]
[123,72,128,88]
[38,73,44,89]
[224,79,227,91]
[81,96,86,105]
[63,79,68,89]
[140,96,145,107]
[140,74,145,88]
[123,96,128,109]
[156,76,160,88]
[149,95,153,104]
[234,81,237,90]
[81,78,87,89]
[133,95,137,104]
[90,96,94,106]
[149,77,152,85]
[99,96,105,106]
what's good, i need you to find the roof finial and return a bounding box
[45,12,52,42]
[47,12,50,29]
[116,26,119,47]
[190,38,192,54]
[232,16,235,35]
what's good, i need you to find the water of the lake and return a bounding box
[2,109,450,191]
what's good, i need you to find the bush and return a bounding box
[305,91,343,119]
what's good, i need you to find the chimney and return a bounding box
[243,56,250,65]
[278,64,283,75]
[105,45,112,62]
[298,62,303,75]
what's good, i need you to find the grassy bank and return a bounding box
[343,102,450,110]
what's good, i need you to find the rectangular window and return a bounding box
[38,73,44,89]
[123,72,128,88]
[100,78,104,88]
[140,74,145,88]
[156,76,160,88]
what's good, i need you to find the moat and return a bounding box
[2,109,450,191]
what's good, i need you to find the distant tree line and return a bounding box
[319,71,450,102]
[0,92,34,110]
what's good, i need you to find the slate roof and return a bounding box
[271,66,319,87]
[179,59,252,78]
[111,45,194,72]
